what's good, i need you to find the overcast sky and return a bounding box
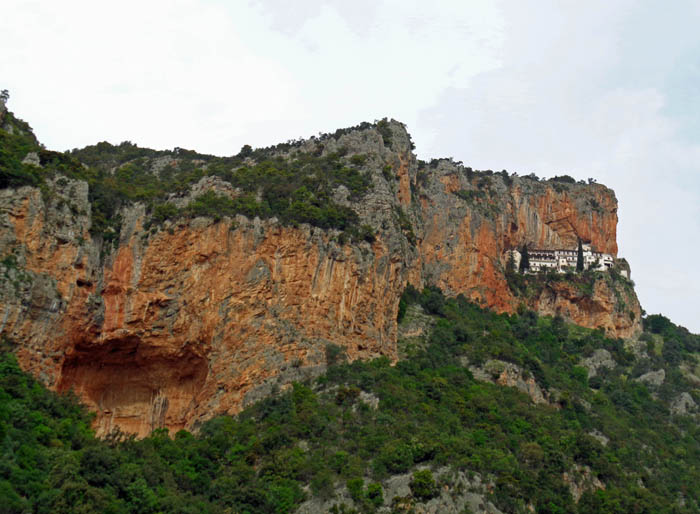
[2,0,699,333]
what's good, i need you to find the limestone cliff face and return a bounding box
[531,278,641,339]
[0,119,641,435]
[1,187,407,437]
[412,161,640,338]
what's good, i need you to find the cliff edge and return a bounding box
[0,111,642,436]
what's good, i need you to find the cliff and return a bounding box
[0,112,642,436]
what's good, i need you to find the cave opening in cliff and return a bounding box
[57,337,208,437]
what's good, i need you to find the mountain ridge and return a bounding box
[2,104,641,436]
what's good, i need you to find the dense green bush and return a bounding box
[0,112,42,189]
[550,175,577,184]
[186,190,264,221]
[376,119,393,148]
[409,469,437,501]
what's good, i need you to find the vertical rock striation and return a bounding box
[412,160,639,338]
[0,118,642,435]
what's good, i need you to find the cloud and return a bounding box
[416,2,700,332]
[2,0,504,154]
[2,0,299,152]
[1,0,698,331]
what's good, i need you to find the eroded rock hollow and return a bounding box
[0,117,642,436]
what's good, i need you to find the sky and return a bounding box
[2,0,699,333]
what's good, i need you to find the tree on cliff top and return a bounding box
[577,238,584,272]
[519,244,530,273]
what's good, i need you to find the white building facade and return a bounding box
[508,244,615,274]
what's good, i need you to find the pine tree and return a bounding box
[576,238,584,272]
[506,250,516,276]
[519,245,530,273]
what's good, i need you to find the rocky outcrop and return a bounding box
[635,369,666,387]
[562,464,605,503]
[531,277,641,339]
[0,118,645,435]
[296,467,503,514]
[580,349,617,378]
[588,429,609,447]
[413,160,641,337]
[670,392,697,416]
[1,185,408,437]
[466,358,549,405]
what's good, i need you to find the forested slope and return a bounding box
[1,288,698,513]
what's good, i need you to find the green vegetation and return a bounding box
[498,169,513,187]
[519,244,530,273]
[393,206,416,245]
[550,175,577,184]
[453,187,503,219]
[576,239,584,272]
[1,108,379,244]
[0,254,33,293]
[454,189,486,203]
[506,266,636,309]
[375,119,393,148]
[2,286,698,513]
[381,164,393,182]
[548,175,592,192]
[2,103,698,513]
[450,166,513,219]
[0,110,42,189]
[409,470,438,501]
[506,250,516,276]
[509,267,591,299]
[643,314,700,366]
[73,142,373,239]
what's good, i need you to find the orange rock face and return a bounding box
[1,184,406,436]
[413,169,638,337]
[0,124,642,437]
[396,155,413,206]
[532,279,641,339]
